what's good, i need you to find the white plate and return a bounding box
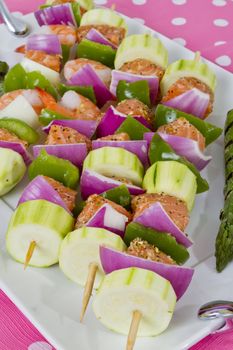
[0,12,232,350]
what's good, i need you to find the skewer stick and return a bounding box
[24,241,36,270]
[126,310,142,350]
[194,51,201,62]
[80,262,98,322]
[111,3,116,10]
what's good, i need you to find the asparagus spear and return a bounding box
[215,109,233,271]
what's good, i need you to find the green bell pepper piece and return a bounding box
[39,108,73,125]
[101,185,131,209]
[25,71,58,99]
[0,61,9,78]
[0,118,39,144]
[116,115,150,140]
[154,104,222,146]
[61,45,71,65]
[77,39,116,68]
[0,61,9,96]
[3,64,27,92]
[116,80,151,107]
[3,64,58,98]
[124,222,189,265]
[149,133,209,194]
[73,200,86,217]
[29,149,79,189]
[71,2,81,26]
[58,83,96,104]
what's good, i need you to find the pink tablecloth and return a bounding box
[1,1,233,349]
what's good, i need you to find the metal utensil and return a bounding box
[0,0,29,36]
[198,300,233,320]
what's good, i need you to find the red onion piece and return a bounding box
[34,3,76,27]
[133,201,193,248]
[110,70,159,104]
[42,119,98,138]
[67,64,113,107]
[162,88,210,119]
[143,132,154,144]
[26,34,62,55]
[97,105,152,137]
[158,132,212,171]
[86,203,128,237]
[18,175,71,213]
[33,143,87,168]
[100,246,194,299]
[85,28,117,49]
[80,169,145,200]
[92,140,148,166]
[0,141,32,165]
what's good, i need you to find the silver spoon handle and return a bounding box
[198,300,233,320]
[0,0,28,36]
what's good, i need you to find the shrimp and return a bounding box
[25,50,61,72]
[64,58,111,86]
[0,89,52,115]
[38,89,101,121]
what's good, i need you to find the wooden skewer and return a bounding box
[194,51,201,62]
[80,262,98,322]
[126,310,142,350]
[24,241,36,270]
[111,3,116,10]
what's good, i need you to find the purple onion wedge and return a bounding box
[86,203,129,237]
[162,88,210,119]
[67,64,113,107]
[0,141,32,165]
[133,201,193,248]
[34,3,77,27]
[33,143,87,168]
[26,34,62,55]
[80,169,145,199]
[85,28,117,49]
[96,105,152,137]
[100,246,194,299]
[42,119,98,138]
[18,175,71,213]
[158,132,212,171]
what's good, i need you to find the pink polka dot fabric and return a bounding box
[0,0,233,349]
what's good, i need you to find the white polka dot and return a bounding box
[214,41,226,46]
[215,55,232,66]
[171,17,187,25]
[133,18,145,24]
[132,0,147,4]
[172,0,187,4]
[213,19,229,27]
[28,342,53,350]
[94,0,108,4]
[173,37,186,46]
[212,0,227,6]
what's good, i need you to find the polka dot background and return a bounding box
[0,0,233,349]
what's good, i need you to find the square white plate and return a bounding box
[0,11,232,350]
